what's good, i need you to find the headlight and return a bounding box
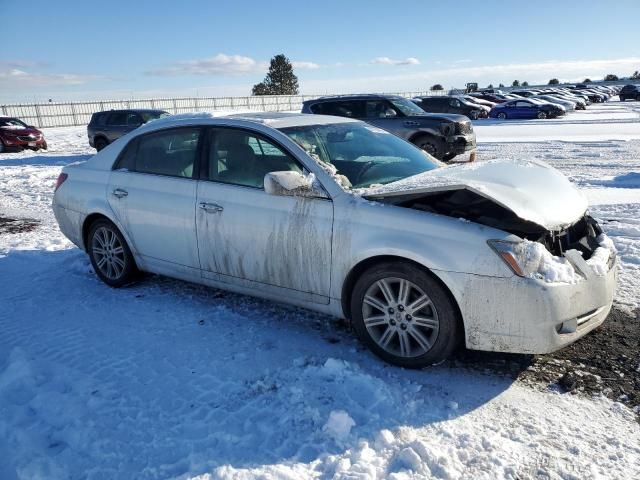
[488,240,531,276]
[439,123,455,136]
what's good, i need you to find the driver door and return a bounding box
[196,127,334,303]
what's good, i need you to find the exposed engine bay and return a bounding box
[380,189,602,259]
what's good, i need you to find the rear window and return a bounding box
[90,113,108,126]
[310,101,365,118]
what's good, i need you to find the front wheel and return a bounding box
[469,110,479,120]
[350,262,461,368]
[87,219,138,287]
[94,137,108,151]
[537,111,548,119]
[412,135,444,160]
[497,112,507,120]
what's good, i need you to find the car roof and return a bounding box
[305,94,405,103]
[94,109,168,114]
[137,111,359,131]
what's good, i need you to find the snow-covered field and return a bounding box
[1,102,639,479]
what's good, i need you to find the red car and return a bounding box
[0,117,48,153]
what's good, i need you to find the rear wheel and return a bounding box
[350,262,461,368]
[412,135,444,159]
[94,137,108,152]
[469,110,479,120]
[0,141,5,154]
[537,111,548,119]
[87,219,138,287]
[497,112,507,120]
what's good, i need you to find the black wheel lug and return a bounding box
[400,323,407,330]
[388,308,394,314]
[406,314,412,321]
[398,305,404,311]
[390,319,396,326]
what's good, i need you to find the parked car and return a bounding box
[301,94,476,161]
[412,96,488,120]
[545,92,587,109]
[0,117,47,153]
[469,92,508,104]
[88,109,170,151]
[570,89,606,103]
[534,94,577,111]
[458,94,498,109]
[619,84,640,101]
[52,112,616,368]
[490,99,565,119]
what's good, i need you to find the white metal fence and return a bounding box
[0,90,444,128]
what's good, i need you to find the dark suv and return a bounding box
[88,109,170,151]
[301,94,476,161]
[619,84,640,102]
[412,96,488,120]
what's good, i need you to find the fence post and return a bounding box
[172,98,177,114]
[70,103,78,126]
[34,104,43,128]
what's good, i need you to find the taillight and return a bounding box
[54,173,68,192]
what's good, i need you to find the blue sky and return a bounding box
[2,0,639,102]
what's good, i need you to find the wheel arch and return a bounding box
[340,255,464,336]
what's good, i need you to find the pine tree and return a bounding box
[252,54,299,95]
[548,78,560,85]
[522,81,529,87]
[430,84,444,91]
[512,80,520,87]
[487,83,493,88]
[604,74,619,81]
[631,71,640,80]
[583,78,592,83]
[498,83,505,88]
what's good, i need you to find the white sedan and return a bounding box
[52,112,617,368]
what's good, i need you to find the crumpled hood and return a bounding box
[362,158,588,231]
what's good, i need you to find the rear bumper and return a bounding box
[437,257,617,354]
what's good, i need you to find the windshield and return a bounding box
[279,122,442,189]
[140,111,171,122]
[0,118,28,128]
[388,97,427,117]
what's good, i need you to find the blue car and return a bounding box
[489,99,565,120]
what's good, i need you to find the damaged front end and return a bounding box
[372,188,615,281]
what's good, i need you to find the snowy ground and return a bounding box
[1,102,640,479]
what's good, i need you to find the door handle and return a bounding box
[404,120,420,127]
[199,202,224,213]
[112,188,128,198]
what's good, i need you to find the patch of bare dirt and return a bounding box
[0,215,40,235]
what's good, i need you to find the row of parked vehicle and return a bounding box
[1,84,637,161]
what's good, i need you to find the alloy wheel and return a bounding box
[91,226,127,280]
[361,277,439,358]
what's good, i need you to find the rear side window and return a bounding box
[310,101,364,118]
[114,128,201,178]
[107,112,128,126]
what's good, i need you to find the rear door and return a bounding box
[195,126,334,302]
[105,111,129,142]
[107,127,201,272]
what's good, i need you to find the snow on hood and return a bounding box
[362,158,588,231]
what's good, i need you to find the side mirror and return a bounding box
[264,171,328,199]
[383,108,397,118]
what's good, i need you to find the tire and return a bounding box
[41,141,48,150]
[497,112,507,120]
[620,97,625,102]
[87,219,138,287]
[94,137,108,152]
[469,110,479,120]
[442,152,457,162]
[412,135,444,159]
[350,261,461,368]
[537,111,548,119]
[0,141,5,154]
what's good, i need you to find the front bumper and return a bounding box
[1,135,46,150]
[438,257,617,354]
[446,133,476,154]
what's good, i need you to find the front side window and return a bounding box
[140,111,171,123]
[365,100,396,118]
[126,113,142,126]
[388,97,427,116]
[208,128,302,188]
[116,128,200,178]
[449,99,461,108]
[280,122,441,189]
